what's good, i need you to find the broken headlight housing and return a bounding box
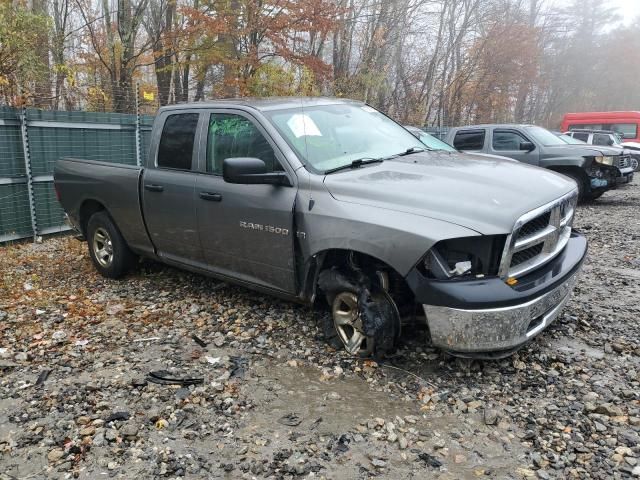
[422,235,506,280]
[594,155,614,166]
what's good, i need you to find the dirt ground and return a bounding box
[1,180,639,479]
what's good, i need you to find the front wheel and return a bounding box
[319,269,400,358]
[332,291,375,357]
[588,190,605,200]
[562,170,588,202]
[87,211,137,278]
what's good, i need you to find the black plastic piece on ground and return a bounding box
[146,370,204,386]
[277,413,303,426]
[105,411,131,422]
[191,334,207,348]
[35,369,51,387]
[418,452,443,468]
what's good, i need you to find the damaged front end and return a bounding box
[588,155,630,189]
[406,192,588,358]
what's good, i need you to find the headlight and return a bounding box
[559,193,577,227]
[422,235,506,280]
[594,155,614,165]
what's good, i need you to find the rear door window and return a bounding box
[157,113,199,170]
[593,133,613,146]
[453,129,486,150]
[572,132,590,142]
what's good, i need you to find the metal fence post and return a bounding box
[18,103,38,241]
[135,82,142,167]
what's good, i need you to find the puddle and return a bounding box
[233,359,525,479]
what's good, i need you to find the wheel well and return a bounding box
[548,166,587,182]
[309,249,415,313]
[79,200,105,236]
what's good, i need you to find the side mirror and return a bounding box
[223,157,292,186]
[519,141,535,152]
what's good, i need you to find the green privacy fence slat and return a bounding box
[27,109,139,176]
[0,184,32,240]
[0,108,24,178]
[0,106,155,243]
[33,182,67,231]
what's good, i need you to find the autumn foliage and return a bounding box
[1,0,638,128]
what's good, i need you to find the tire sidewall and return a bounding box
[87,211,133,278]
[564,171,587,201]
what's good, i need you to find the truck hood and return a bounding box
[544,144,623,156]
[323,151,576,235]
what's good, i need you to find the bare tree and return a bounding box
[76,0,150,112]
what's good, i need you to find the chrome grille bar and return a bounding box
[499,189,578,279]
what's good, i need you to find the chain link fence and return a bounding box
[0,83,158,243]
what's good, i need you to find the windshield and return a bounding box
[265,103,425,173]
[417,131,456,152]
[558,134,585,144]
[525,126,567,146]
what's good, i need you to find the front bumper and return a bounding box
[423,271,577,355]
[616,167,634,185]
[407,232,587,355]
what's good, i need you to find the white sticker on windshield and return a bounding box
[286,114,322,138]
[361,105,377,113]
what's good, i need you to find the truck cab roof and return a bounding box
[158,97,364,113]
[451,124,537,129]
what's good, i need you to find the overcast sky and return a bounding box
[609,0,640,24]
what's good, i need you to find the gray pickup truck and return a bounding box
[54,98,587,359]
[445,124,634,201]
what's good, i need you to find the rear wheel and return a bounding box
[87,211,137,278]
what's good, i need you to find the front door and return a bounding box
[195,110,297,293]
[142,111,203,264]
[490,129,540,165]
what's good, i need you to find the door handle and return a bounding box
[199,192,222,202]
[144,184,164,192]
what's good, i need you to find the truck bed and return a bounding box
[54,158,154,254]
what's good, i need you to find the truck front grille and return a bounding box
[510,243,544,267]
[518,212,551,238]
[617,155,631,169]
[499,190,578,279]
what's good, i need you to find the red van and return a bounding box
[561,111,640,143]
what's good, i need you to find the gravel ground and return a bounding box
[1,180,639,480]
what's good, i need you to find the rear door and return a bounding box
[593,133,614,146]
[194,109,297,293]
[489,128,540,165]
[142,110,204,264]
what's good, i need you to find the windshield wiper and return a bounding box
[396,147,425,156]
[378,147,426,161]
[324,158,384,174]
[323,147,425,174]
